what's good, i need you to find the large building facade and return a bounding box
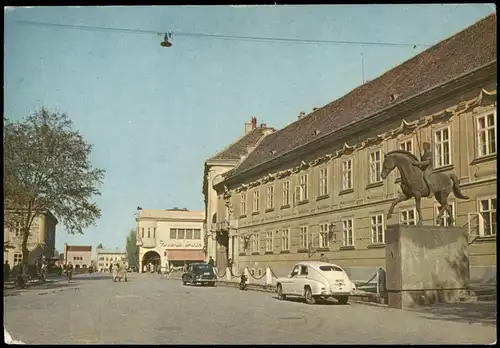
[211,14,497,283]
[3,210,58,266]
[136,208,205,272]
[202,117,275,271]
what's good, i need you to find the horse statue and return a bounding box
[380,149,468,226]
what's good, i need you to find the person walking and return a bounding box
[319,253,329,263]
[208,256,215,267]
[66,262,74,283]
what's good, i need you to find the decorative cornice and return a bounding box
[230,88,496,194]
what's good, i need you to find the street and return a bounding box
[3,273,496,344]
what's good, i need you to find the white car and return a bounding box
[275,261,356,305]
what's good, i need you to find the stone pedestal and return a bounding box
[385,224,469,309]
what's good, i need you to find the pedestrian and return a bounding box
[109,263,113,274]
[208,256,215,267]
[4,261,11,282]
[66,262,74,283]
[319,253,329,263]
[182,262,188,273]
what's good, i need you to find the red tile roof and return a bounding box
[207,126,274,162]
[226,13,497,180]
[66,245,92,252]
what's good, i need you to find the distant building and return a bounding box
[3,209,58,266]
[136,208,205,273]
[96,247,127,273]
[64,244,92,269]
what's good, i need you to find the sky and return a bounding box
[4,5,495,254]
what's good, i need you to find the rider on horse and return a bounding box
[412,141,434,198]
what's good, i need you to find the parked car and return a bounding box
[275,261,356,305]
[182,263,216,286]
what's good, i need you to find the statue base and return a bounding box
[385,224,469,309]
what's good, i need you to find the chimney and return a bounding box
[298,111,306,120]
[260,123,267,128]
[244,116,257,134]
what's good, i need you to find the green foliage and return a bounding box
[126,229,138,267]
[4,107,105,265]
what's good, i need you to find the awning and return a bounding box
[165,249,204,261]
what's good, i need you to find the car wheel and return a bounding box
[209,282,216,287]
[304,287,316,305]
[277,284,286,300]
[336,295,349,305]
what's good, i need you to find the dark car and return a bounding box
[182,263,216,286]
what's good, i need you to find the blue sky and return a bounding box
[4,5,495,254]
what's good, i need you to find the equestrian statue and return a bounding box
[380,141,469,226]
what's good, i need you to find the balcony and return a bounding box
[136,236,156,248]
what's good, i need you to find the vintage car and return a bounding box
[182,263,216,286]
[275,261,356,305]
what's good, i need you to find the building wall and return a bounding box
[97,251,127,271]
[66,250,92,268]
[217,83,497,283]
[136,210,205,272]
[4,212,57,266]
[206,164,234,263]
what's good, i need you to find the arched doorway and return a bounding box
[142,250,161,273]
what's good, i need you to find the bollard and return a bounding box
[244,268,250,284]
[265,267,273,285]
[226,267,231,281]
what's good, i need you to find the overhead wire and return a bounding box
[11,19,433,48]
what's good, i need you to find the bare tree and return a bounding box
[3,108,105,269]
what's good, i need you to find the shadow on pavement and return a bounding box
[272,296,350,306]
[412,301,497,326]
[72,275,116,281]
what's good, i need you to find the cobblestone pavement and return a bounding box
[3,273,496,344]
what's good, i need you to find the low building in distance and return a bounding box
[136,207,205,273]
[96,247,127,272]
[64,244,92,269]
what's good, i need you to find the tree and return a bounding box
[125,229,138,268]
[4,108,105,270]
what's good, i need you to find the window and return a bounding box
[300,226,309,249]
[14,253,22,265]
[250,233,260,253]
[319,168,328,196]
[177,229,185,239]
[153,228,156,238]
[194,229,201,239]
[295,174,308,202]
[477,113,496,156]
[434,203,456,227]
[267,186,274,210]
[281,228,290,251]
[434,127,451,167]
[282,181,290,206]
[342,219,354,246]
[170,229,176,239]
[369,150,382,184]
[186,229,193,239]
[252,191,260,213]
[319,223,330,248]
[240,193,247,216]
[265,231,273,252]
[148,228,151,238]
[342,159,353,190]
[479,198,496,236]
[141,228,144,238]
[399,138,414,154]
[370,214,385,244]
[400,208,416,226]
